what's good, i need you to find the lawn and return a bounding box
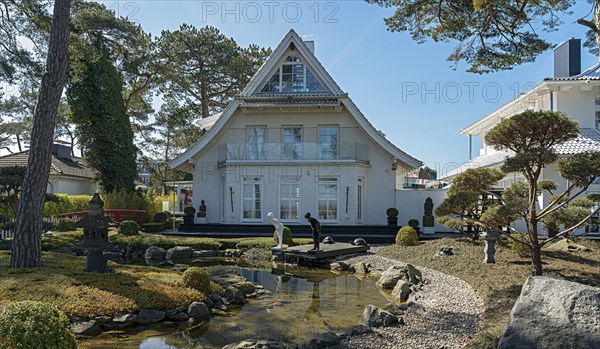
[0,251,219,319]
[377,237,600,348]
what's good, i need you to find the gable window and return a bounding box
[261,56,326,93]
[283,127,302,159]
[246,127,266,160]
[319,126,338,159]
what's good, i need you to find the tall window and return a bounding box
[283,127,302,159]
[280,183,300,220]
[318,178,338,221]
[242,178,261,220]
[319,127,338,159]
[261,56,326,93]
[357,178,363,222]
[246,127,266,160]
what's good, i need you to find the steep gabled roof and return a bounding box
[544,63,600,81]
[169,30,422,170]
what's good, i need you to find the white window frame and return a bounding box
[319,126,339,160]
[261,56,326,93]
[246,126,267,160]
[317,177,339,223]
[279,178,301,222]
[282,126,303,160]
[241,177,262,222]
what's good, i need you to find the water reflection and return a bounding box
[80,263,389,349]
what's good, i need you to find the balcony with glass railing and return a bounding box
[218,143,369,163]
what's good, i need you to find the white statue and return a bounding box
[268,212,285,249]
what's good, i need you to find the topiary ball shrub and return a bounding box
[408,219,420,230]
[183,206,196,216]
[56,218,74,232]
[153,211,168,223]
[180,267,211,294]
[118,220,139,236]
[273,226,294,246]
[395,226,419,246]
[386,207,399,218]
[508,233,531,258]
[0,301,77,349]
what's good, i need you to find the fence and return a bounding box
[59,209,146,226]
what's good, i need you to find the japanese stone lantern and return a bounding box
[74,193,113,273]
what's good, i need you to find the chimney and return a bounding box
[52,142,72,159]
[303,40,315,54]
[554,38,581,78]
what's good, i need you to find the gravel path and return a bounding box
[337,253,484,349]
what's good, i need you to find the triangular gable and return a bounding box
[241,30,344,96]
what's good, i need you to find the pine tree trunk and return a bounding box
[532,245,543,276]
[11,0,72,268]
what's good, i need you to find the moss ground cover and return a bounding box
[377,237,600,348]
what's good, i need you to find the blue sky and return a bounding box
[107,0,599,174]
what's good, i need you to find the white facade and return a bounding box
[170,30,424,226]
[47,175,98,195]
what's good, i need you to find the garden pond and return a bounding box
[79,258,390,349]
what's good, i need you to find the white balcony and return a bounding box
[218,142,369,163]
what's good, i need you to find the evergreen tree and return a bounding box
[68,41,137,193]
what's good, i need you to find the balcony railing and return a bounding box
[218,142,369,162]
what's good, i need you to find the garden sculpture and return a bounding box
[305,212,321,252]
[268,212,285,249]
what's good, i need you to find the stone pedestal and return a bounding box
[483,232,500,264]
[422,226,435,235]
[195,217,206,224]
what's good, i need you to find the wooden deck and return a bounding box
[272,242,370,262]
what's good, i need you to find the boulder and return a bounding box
[498,276,600,349]
[187,302,210,320]
[194,250,217,258]
[358,304,401,328]
[406,264,423,284]
[166,307,189,321]
[391,280,413,302]
[318,332,339,347]
[233,281,257,295]
[145,246,166,260]
[71,320,102,338]
[222,339,295,349]
[224,285,246,305]
[136,309,166,324]
[330,261,350,271]
[376,265,408,289]
[112,313,137,324]
[545,239,590,253]
[436,246,454,256]
[166,246,193,260]
[353,262,369,275]
[349,324,373,336]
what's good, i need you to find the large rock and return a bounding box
[318,332,340,347]
[353,262,369,275]
[391,280,413,302]
[376,265,408,289]
[224,285,246,305]
[498,276,600,349]
[406,264,423,284]
[145,246,166,260]
[167,307,189,321]
[222,339,295,349]
[71,320,102,338]
[358,304,400,328]
[187,302,210,320]
[166,246,193,260]
[136,309,166,324]
[545,239,590,253]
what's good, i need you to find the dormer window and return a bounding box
[261,55,326,93]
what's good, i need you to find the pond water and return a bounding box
[80,260,390,349]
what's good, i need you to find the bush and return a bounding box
[273,226,294,246]
[119,220,139,236]
[43,194,93,218]
[408,219,420,230]
[0,301,76,349]
[153,211,169,223]
[395,226,419,246]
[508,233,531,257]
[56,218,74,232]
[237,238,278,250]
[180,267,211,294]
[102,190,148,210]
[184,206,196,216]
[386,207,399,218]
[142,222,165,233]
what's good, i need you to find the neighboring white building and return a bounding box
[442,38,600,235]
[0,143,98,195]
[169,30,427,226]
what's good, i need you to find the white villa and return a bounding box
[443,38,600,235]
[169,30,427,227]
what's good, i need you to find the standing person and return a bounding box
[305,212,320,252]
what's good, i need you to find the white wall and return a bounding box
[47,176,98,195]
[395,188,451,232]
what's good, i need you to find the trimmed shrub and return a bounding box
[102,190,148,210]
[395,226,419,246]
[143,222,165,233]
[180,267,211,294]
[386,207,399,218]
[43,194,93,218]
[183,206,196,216]
[153,211,169,223]
[273,226,294,246]
[237,238,277,250]
[119,220,139,236]
[56,218,74,232]
[508,233,531,258]
[0,301,76,349]
[408,219,420,230]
